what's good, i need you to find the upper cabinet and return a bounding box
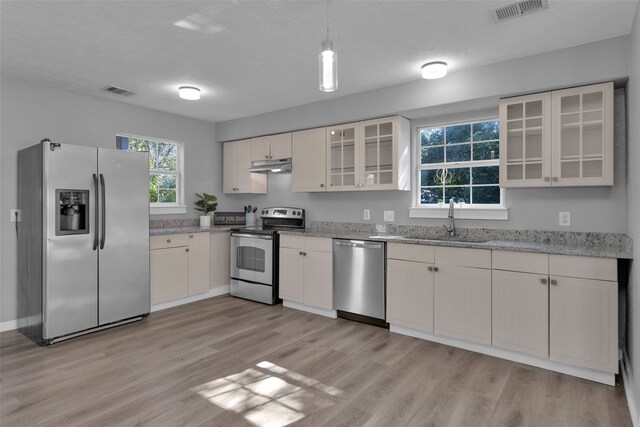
[326,116,410,191]
[499,82,613,188]
[222,139,267,194]
[292,127,326,192]
[250,133,292,161]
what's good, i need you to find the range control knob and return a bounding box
[262,210,266,215]
[297,211,302,216]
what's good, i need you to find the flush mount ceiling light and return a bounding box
[178,86,201,100]
[319,0,337,92]
[421,61,448,79]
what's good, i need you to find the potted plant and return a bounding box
[194,193,218,227]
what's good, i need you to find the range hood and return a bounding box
[248,158,292,174]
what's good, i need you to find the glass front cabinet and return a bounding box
[326,116,410,191]
[499,82,613,188]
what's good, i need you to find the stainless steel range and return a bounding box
[230,207,305,305]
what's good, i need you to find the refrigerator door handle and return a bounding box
[93,173,98,250]
[99,173,106,249]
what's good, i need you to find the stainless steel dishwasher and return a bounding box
[333,239,388,328]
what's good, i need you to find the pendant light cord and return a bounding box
[326,0,330,40]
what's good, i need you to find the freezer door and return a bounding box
[44,143,98,339]
[98,148,150,324]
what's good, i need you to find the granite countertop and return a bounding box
[150,225,236,236]
[279,225,633,259]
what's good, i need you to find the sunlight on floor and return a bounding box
[192,361,343,427]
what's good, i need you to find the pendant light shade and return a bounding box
[319,38,337,92]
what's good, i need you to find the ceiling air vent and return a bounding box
[102,86,136,96]
[494,0,548,22]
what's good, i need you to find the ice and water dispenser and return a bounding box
[56,190,89,235]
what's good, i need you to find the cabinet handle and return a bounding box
[552,177,559,182]
[320,184,325,187]
[189,234,193,238]
[186,248,189,252]
[540,278,548,284]
[166,239,171,243]
[433,267,439,272]
[265,155,269,159]
[544,177,550,182]
[550,279,558,285]
[427,266,433,272]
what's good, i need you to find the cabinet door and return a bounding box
[222,143,235,194]
[303,250,333,309]
[434,265,492,345]
[360,118,395,189]
[210,231,230,289]
[550,276,618,373]
[292,128,326,192]
[387,259,433,333]
[250,136,270,161]
[326,123,359,191]
[150,247,189,304]
[499,93,552,187]
[551,82,613,186]
[269,133,292,159]
[492,270,548,358]
[188,233,210,295]
[235,139,267,193]
[279,247,303,303]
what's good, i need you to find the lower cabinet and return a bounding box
[387,258,434,333]
[150,232,211,304]
[279,235,333,309]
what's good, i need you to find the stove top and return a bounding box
[232,207,305,235]
[231,225,301,235]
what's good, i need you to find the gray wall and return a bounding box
[0,79,225,323]
[217,37,629,234]
[626,4,640,421]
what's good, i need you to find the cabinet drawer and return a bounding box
[435,247,491,269]
[304,237,332,252]
[388,243,434,263]
[493,250,549,275]
[280,235,305,250]
[150,234,189,249]
[549,255,616,281]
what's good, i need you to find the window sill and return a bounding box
[150,205,187,215]
[409,206,508,220]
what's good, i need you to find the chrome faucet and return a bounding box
[443,198,457,237]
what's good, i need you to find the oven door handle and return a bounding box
[231,233,273,240]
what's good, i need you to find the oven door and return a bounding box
[230,233,274,285]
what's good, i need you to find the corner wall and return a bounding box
[0,79,223,323]
[625,3,640,425]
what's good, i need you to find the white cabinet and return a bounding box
[499,82,613,187]
[292,127,327,192]
[210,231,230,290]
[279,235,333,310]
[326,116,410,191]
[223,139,267,194]
[250,133,292,161]
[433,247,492,345]
[549,255,618,373]
[492,251,549,358]
[150,232,210,304]
[387,243,435,333]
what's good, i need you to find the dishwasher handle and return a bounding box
[333,239,383,249]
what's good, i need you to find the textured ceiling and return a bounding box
[1,0,638,123]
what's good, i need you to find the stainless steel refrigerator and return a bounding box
[17,140,150,344]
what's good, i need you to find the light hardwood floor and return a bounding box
[0,295,632,426]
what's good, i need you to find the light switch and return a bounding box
[384,210,395,222]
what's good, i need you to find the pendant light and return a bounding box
[319,0,337,92]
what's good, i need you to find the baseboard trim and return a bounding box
[150,285,230,313]
[0,319,18,332]
[283,300,337,319]
[622,349,639,427]
[390,325,615,386]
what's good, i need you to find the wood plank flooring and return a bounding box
[0,295,632,426]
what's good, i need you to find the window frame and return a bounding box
[116,133,187,215]
[409,116,508,221]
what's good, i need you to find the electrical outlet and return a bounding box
[363,209,370,220]
[383,210,395,222]
[559,211,571,227]
[10,209,21,222]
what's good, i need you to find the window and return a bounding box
[116,134,186,214]
[410,118,507,220]
[418,119,502,205]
